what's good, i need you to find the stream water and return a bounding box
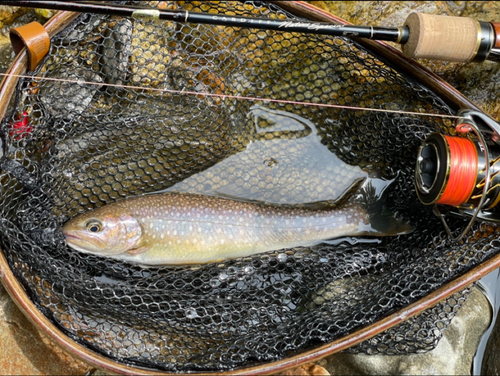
[165,105,371,205]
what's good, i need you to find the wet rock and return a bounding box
[100,18,133,85]
[0,284,90,375]
[39,66,103,119]
[278,363,331,375]
[34,8,57,20]
[310,1,444,26]
[323,287,491,375]
[0,6,30,29]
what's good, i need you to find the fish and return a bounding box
[62,190,413,265]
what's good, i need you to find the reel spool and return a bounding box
[416,133,500,209]
[415,110,500,239]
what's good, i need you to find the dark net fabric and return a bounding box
[0,0,496,372]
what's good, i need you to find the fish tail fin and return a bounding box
[364,204,415,236]
[352,177,414,236]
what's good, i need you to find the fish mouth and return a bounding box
[63,230,105,254]
[63,232,80,241]
[63,230,87,245]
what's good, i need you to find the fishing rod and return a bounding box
[5,1,408,43]
[4,0,500,63]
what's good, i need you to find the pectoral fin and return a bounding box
[127,245,149,255]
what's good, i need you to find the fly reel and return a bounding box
[415,109,500,239]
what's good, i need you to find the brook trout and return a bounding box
[62,192,411,265]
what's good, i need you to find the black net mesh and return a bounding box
[0,0,496,372]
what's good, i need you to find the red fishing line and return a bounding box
[437,135,477,206]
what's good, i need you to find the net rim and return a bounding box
[3,238,500,375]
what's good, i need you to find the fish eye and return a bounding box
[86,220,102,233]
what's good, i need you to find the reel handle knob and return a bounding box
[402,12,495,62]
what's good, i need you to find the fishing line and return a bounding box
[0,72,460,120]
[435,135,477,206]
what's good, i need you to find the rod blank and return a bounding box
[3,0,409,43]
[2,1,500,62]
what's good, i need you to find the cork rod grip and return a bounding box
[402,13,484,62]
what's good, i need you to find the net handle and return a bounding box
[9,21,50,72]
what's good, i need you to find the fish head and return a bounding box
[62,206,143,256]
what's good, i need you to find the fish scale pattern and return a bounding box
[0,0,496,372]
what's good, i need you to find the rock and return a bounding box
[323,287,491,375]
[0,6,30,29]
[100,18,132,85]
[0,284,90,375]
[34,8,56,20]
[39,66,103,119]
[310,1,444,26]
[278,363,331,375]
